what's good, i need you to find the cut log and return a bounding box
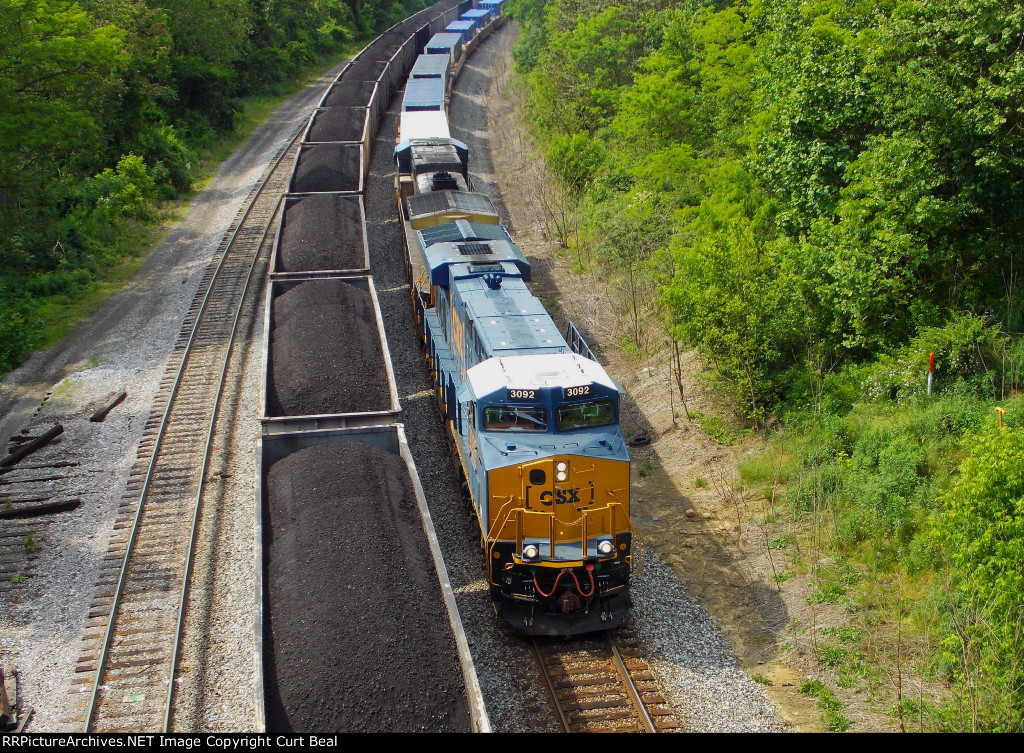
[0,425,63,468]
[0,498,80,519]
[89,391,127,423]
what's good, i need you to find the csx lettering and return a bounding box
[565,385,591,397]
[536,487,581,506]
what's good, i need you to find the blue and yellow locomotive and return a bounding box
[395,2,641,636]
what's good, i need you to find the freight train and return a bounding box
[393,2,642,636]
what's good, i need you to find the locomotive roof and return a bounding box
[411,55,450,78]
[398,110,450,141]
[418,219,512,247]
[452,273,566,357]
[426,239,529,285]
[407,190,497,219]
[467,353,617,398]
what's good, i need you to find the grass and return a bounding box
[690,410,746,446]
[800,679,851,732]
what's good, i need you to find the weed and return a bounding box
[808,580,847,603]
[818,644,850,669]
[10,574,26,584]
[694,476,707,488]
[690,410,742,446]
[752,674,773,686]
[638,463,654,478]
[800,678,851,732]
[23,535,36,552]
[770,535,793,550]
[823,626,862,643]
[773,571,795,584]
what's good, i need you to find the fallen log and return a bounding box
[0,498,80,519]
[0,425,63,468]
[0,460,77,476]
[90,390,127,423]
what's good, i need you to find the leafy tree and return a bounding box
[546,132,603,198]
[937,427,1024,731]
[0,0,125,258]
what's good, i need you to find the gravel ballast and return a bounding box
[263,441,470,733]
[277,194,366,273]
[267,279,390,418]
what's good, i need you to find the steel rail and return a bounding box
[532,639,572,733]
[607,633,657,733]
[83,127,302,733]
[162,192,284,730]
[532,634,660,733]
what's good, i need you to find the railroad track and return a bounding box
[71,131,303,733]
[533,629,681,733]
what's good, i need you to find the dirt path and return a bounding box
[480,24,829,732]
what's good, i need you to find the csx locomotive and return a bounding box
[393,2,642,636]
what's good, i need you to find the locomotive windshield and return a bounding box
[484,405,548,431]
[555,399,616,431]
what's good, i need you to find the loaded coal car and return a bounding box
[406,222,641,636]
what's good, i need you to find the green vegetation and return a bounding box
[801,678,851,732]
[508,0,1024,731]
[0,0,429,376]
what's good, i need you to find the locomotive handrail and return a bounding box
[486,501,641,579]
[566,321,597,361]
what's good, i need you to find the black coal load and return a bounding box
[373,30,409,57]
[267,279,389,417]
[323,80,377,108]
[340,59,388,83]
[291,144,361,193]
[308,108,368,143]
[277,195,365,273]
[263,441,471,733]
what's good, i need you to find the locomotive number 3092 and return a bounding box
[508,388,537,400]
[564,385,591,398]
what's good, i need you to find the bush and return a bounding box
[936,428,1024,731]
[863,314,1008,403]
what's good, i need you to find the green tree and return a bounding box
[0,0,125,259]
[937,427,1024,731]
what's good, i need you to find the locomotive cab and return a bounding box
[457,355,640,635]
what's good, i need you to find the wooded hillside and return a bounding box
[0,0,427,372]
[509,0,1023,731]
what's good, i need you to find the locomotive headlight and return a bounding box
[555,461,568,481]
[523,544,539,560]
[597,539,615,556]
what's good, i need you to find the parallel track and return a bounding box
[72,132,303,733]
[533,630,680,733]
